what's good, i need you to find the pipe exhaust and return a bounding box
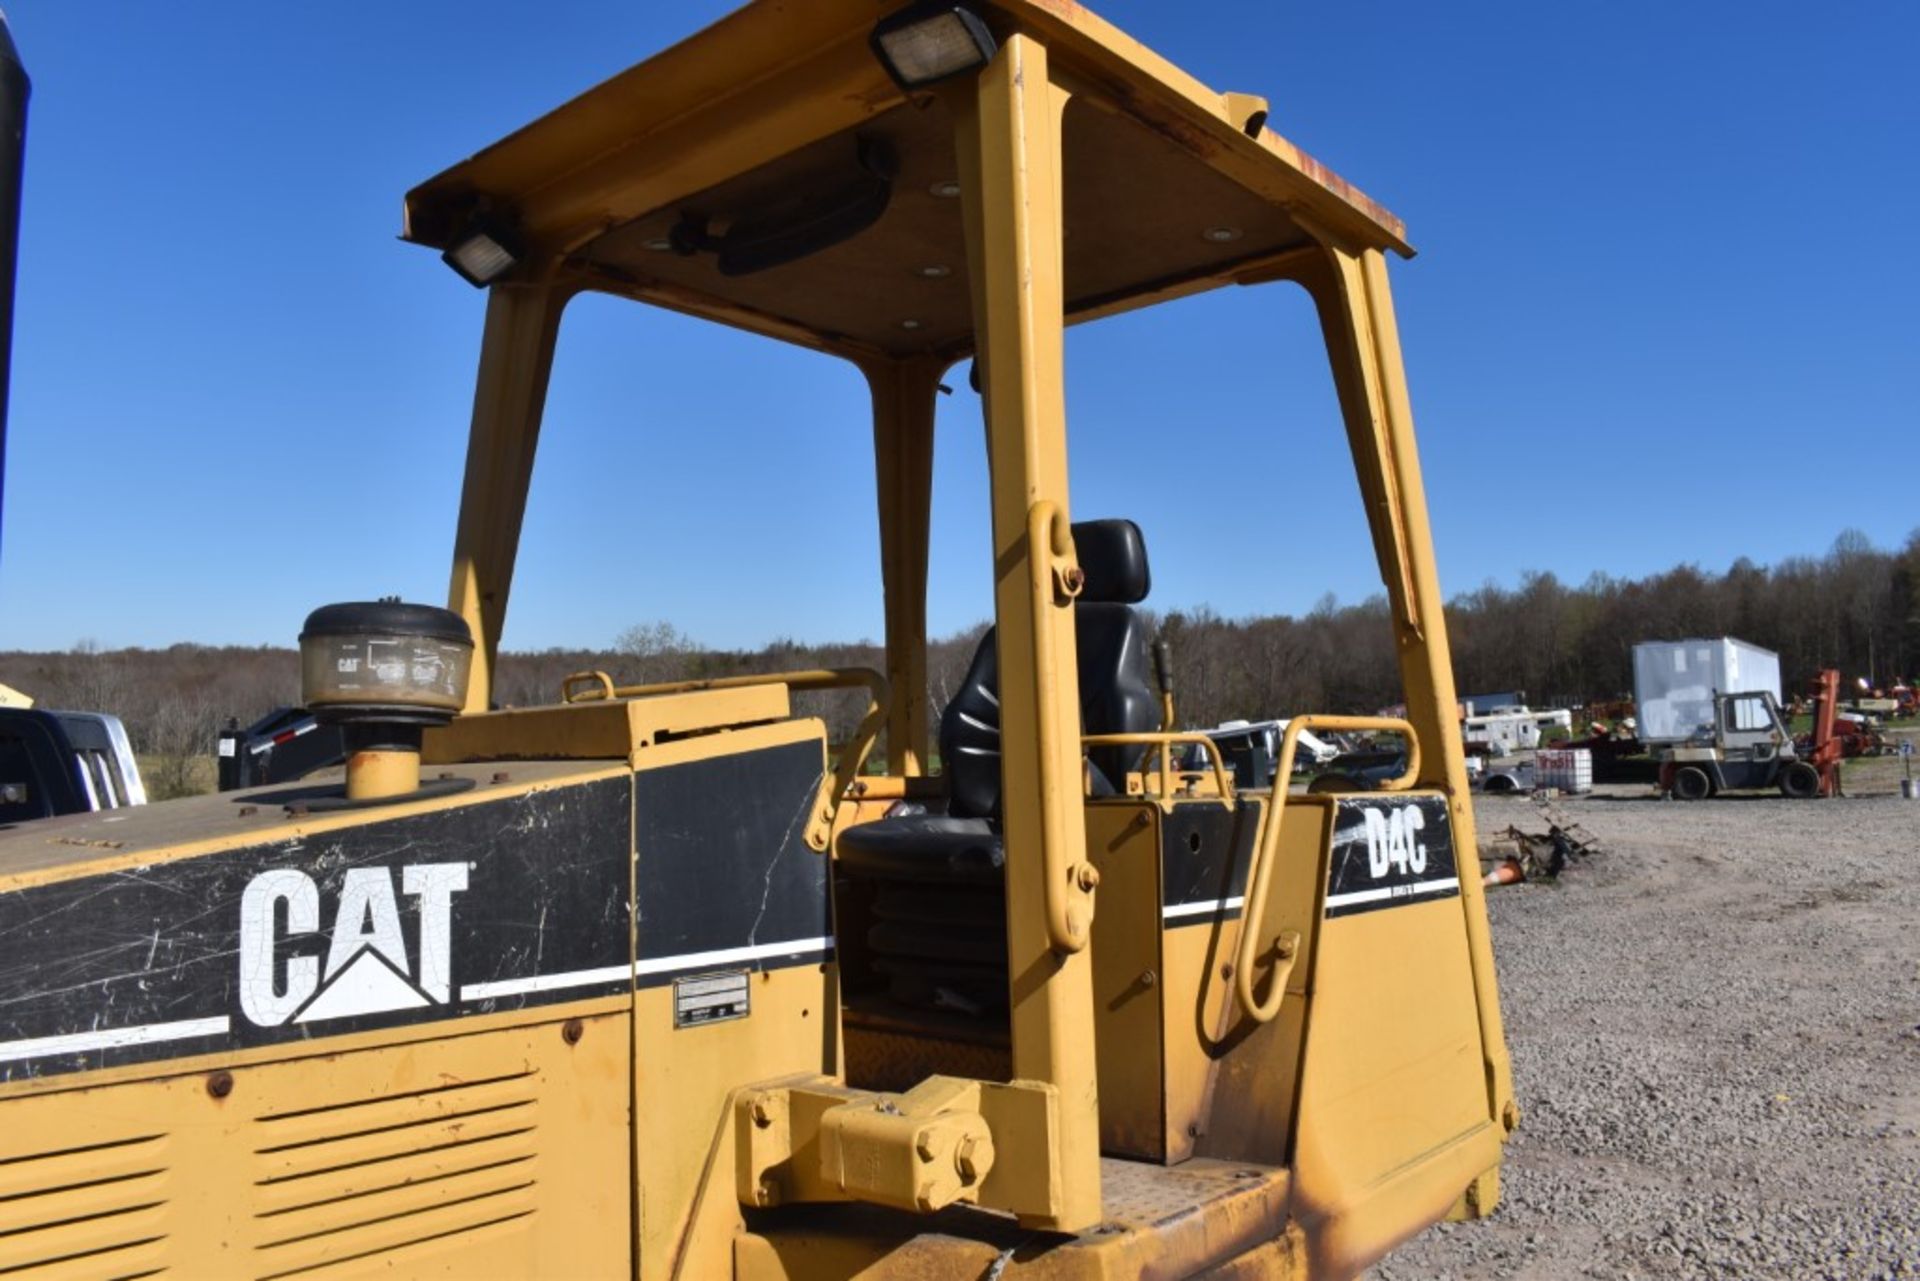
[0,14,29,562]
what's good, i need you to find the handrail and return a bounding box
[1027,499,1091,954]
[559,666,889,853]
[561,670,618,703]
[1233,714,1419,1023]
[1080,732,1235,803]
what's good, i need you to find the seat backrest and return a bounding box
[1069,520,1158,790]
[940,634,1002,819]
[1076,600,1157,791]
[940,519,1160,819]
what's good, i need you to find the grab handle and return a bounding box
[1234,714,1418,1022]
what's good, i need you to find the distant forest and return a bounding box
[5,528,1915,785]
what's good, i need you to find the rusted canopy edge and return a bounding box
[1013,0,1412,256]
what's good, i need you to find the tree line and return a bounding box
[1163,528,1920,731]
[4,527,1914,794]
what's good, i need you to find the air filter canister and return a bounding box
[299,600,473,722]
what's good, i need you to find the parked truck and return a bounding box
[1636,639,1831,799]
[0,36,149,825]
[0,702,147,821]
[1186,716,1339,787]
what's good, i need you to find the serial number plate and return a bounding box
[673,969,749,1028]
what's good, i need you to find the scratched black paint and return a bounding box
[1157,798,1263,921]
[633,740,829,981]
[0,776,630,1081]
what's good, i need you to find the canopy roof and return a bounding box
[404,0,1411,362]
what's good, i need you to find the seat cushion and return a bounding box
[837,814,1004,886]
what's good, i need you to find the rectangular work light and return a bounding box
[871,2,996,89]
[442,224,522,288]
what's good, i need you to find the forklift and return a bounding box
[1659,669,1842,800]
[0,3,1513,1276]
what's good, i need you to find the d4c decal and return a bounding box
[1362,805,1429,878]
[239,864,470,1027]
[1325,796,1460,919]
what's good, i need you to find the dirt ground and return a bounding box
[1378,744,1920,1279]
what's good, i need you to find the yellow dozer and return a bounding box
[0,4,1514,1277]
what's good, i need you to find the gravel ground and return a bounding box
[1377,778,1920,1279]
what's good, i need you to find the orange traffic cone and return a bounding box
[1483,857,1524,888]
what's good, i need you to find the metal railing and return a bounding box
[1233,714,1419,1023]
[1080,732,1235,803]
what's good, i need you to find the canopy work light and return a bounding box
[870,2,997,89]
[442,221,523,287]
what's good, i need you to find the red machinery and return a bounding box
[1796,669,1887,765]
[1892,684,1918,719]
[1828,717,1886,758]
[1803,668,1845,796]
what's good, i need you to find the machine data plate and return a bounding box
[673,970,749,1027]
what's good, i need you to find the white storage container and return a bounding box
[1632,638,1781,745]
[1533,747,1593,793]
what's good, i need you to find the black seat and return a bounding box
[838,519,1159,1016]
[830,814,1006,885]
[839,518,1159,879]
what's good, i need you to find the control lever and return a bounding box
[1153,639,1175,731]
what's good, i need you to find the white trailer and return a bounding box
[1462,711,1540,757]
[1461,707,1570,758]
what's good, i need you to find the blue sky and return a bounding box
[0,2,1914,653]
